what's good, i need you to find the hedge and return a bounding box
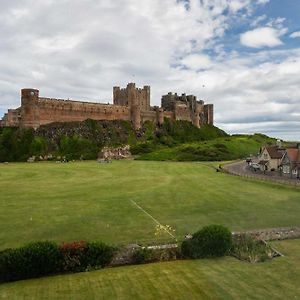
[181,225,232,259]
[0,240,115,283]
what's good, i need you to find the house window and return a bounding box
[263,153,268,159]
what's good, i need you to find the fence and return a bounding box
[220,162,300,187]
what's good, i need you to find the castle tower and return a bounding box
[20,88,40,128]
[193,104,201,128]
[128,83,141,130]
[155,107,164,126]
[143,85,150,111]
[204,104,214,125]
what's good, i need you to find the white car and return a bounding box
[250,162,261,170]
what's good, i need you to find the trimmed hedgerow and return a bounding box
[0,241,62,282]
[132,248,153,264]
[181,225,232,259]
[84,241,115,268]
[0,240,115,283]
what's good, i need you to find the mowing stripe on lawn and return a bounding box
[130,199,176,239]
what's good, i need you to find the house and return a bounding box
[258,146,285,171]
[280,147,300,178]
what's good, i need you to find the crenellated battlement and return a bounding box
[1,83,214,130]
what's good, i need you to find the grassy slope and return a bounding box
[1,239,300,299]
[0,161,300,249]
[136,134,275,161]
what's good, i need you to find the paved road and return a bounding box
[223,160,300,187]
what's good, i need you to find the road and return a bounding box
[223,160,300,187]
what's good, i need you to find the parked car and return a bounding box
[250,162,260,171]
[246,157,252,164]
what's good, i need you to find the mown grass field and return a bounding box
[1,239,300,299]
[0,160,300,250]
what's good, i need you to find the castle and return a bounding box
[0,83,213,130]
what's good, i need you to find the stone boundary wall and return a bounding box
[233,227,300,241]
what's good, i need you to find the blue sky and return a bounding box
[0,0,300,140]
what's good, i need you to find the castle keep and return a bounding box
[0,83,213,129]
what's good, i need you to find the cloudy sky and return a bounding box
[0,0,300,140]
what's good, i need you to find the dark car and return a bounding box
[246,157,252,164]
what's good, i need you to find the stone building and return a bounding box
[0,83,214,130]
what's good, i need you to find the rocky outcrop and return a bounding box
[98,145,131,160]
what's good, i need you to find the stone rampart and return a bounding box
[1,83,214,129]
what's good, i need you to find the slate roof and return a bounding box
[265,146,285,159]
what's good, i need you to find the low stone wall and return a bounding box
[233,227,300,241]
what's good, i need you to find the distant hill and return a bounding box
[0,119,274,162]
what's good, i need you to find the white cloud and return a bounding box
[257,0,270,4]
[180,54,212,70]
[290,31,300,38]
[266,17,286,29]
[0,0,299,140]
[250,15,267,27]
[240,27,286,48]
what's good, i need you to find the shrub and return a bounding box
[0,240,115,283]
[181,225,232,259]
[151,247,181,262]
[133,248,153,264]
[0,241,61,282]
[84,242,115,269]
[59,241,87,272]
[231,234,274,263]
[130,142,156,154]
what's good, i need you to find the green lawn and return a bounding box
[1,239,300,299]
[0,160,300,249]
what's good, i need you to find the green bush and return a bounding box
[130,142,157,154]
[133,248,153,264]
[84,242,115,269]
[231,234,274,263]
[0,240,115,283]
[59,241,115,272]
[181,225,232,259]
[0,241,62,282]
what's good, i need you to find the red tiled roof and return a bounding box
[286,148,300,163]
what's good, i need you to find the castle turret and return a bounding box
[204,104,214,125]
[143,85,151,111]
[20,88,40,128]
[155,107,164,126]
[192,105,200,128]
[128,83,141,130]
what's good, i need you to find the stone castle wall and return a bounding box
[37,98,130,126]
[1,83,214,130]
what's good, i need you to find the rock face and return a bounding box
[98,145,131,160]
